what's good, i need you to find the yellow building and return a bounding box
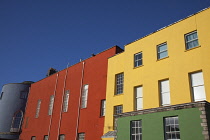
[102,7,210,140]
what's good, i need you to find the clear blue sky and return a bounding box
[0,0,210,89]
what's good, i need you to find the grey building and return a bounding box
[0,81,33,140]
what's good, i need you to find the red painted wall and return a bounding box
[20,46,123,140]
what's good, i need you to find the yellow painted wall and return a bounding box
[103,8,210,139]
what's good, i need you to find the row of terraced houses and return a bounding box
[1,7,210,140]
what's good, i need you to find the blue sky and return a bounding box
[0,0,210,89]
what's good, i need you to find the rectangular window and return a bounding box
[134,52,142,67]
[164,116,180,140]
[185,31,199,50]
[48,95,55,115]
[81,85,89,108]
[190,71,206,101]
[78,133,85,140]
[20,91,28,99]
[157,43,168,59]
[59,134,65,140]
[31,136,36,140]
[160,80,170,106]
[114,105,123,115]
[63,90,70,112]
[0,92,3,99]
[35,99,41,118]
[44,135,49,140]
[131,120,142,140]
[135,86,143,110]
[100,100,106,116]
[115,73,124,95]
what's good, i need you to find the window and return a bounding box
[114,105,123,115]
[134,52,143,67]
[115,73,124,95]
[59,134,65,140]
[157,43,168,59]
[101,100,106,116]
[78,133,85,140]
[185,31,199,50]
[81,85,89,108]
[131,120,142,140]
[31,136,36,140]
[10,110,23,132]
[0,92,3,99]
[63,90,70,112]
[20,91,28,99]
[135,86,143,110]
[164,116,180,140]
[190,71,206,101]
[35,99,41,118]
[160,80,170,106]
[48,95,55,115]
[25,117,29,128]
[44,135,49,140]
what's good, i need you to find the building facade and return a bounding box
[0,82,32,140]
[20,46,123,140]
[102,7,210,140]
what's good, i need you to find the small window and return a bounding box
[131,120,142,140]
[31,136,36,140]
[78,133,85,140]
[115,73,124,95]
[164,116,180,140]
[185,31,199,50]
[10,110,23,132]
[190,71,206,101]
[135,86,143,110]
[44,135,49,140]
[20,91,28,99]
[157,43,168,59]
[134,52,142,67]
[160,80,170,106]
[100,100,106,116]
[63,90,70,112]
[59,134,65,140]
[0,92,3,99]
[114,105,123,115]
[81,85,89,108]
[35,99,41,118]
[48,95,55,115]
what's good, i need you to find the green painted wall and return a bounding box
[116,108,204,140]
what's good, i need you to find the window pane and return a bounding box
[193,86,206,101]
[81,85,88,108]
[158,51,168,59]
[185,31,199,50]
[191,72,204,86]
[116,73,124,95]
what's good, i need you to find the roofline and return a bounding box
[125,7,210,46]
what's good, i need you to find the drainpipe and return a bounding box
[57,64,69,139]
[47,73,59,139]
[75,61,85,140]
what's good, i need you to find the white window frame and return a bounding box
[160,80,170,106]
[164,116,180,140]
[81,85,89,108]
[78,133,85,140]
[48,95,55,115]
[131,120,142,140]
[135,86,143,110]
[63,90,70,112]
[157,43,168,59]
[134,52,143,67]
[101,100,106,116]
[115,73,124,95]
[190,71,206,101]
[35,99,41,118]
[185,30,199,50]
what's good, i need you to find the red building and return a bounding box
[20,46,123,140]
